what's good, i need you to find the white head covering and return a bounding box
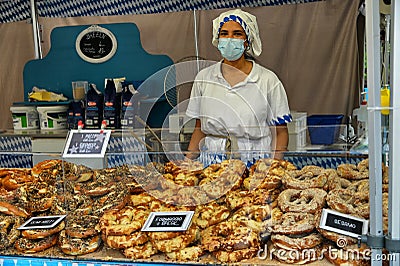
[212,9,262,57]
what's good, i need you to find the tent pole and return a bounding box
[388,0,400,264]
[366,0,383,264]
[30,0,42,59]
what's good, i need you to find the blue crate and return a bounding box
[307,114,344,145]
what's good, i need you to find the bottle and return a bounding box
[103,79,121,129]
[85,83,103,129]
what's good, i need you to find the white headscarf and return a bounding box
[212,9,262,57]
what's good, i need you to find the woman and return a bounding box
[186,9,291,164]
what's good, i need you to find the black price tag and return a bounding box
[319,208,369,238]
[75,25,117,63]
[141,211,194,232]
[62,129,111,158]
[18,215,66,230]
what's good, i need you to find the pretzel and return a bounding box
[74,175,115,197]
[271,232,323,250]
[1,169,35,191]
[0,215,22,250]
[91,184,130,216]
[328,176,352,191]
[58,230,101,256]
[337,163,369,180]
[270,212,316,235]
[50,193,93,215]
[248,158,297,176]
[66,163,94,182]
[150,224,199,253]
[15,182,56,213]
[65,214,100,238]
[201,220,259,252]
[277,188,327,214]
[165,246,205,261]
[0,200,30,218]
[193,202,230,229]
[14,234,58,253]
[213,246,259,263]
[31,159,62,177]
[244,158,296,190]
[282,166,329,190]
[98,205,149,236]
[346,179,369,193]
[357,158,369,172]
[161,173,199,187]
[230,204,274,232]
[21,221,65,240]
[327,189,369,218]
[0,187,17,202]
[36,162,77,185]
[104,231,148,249]
[123,242,158,260]
[225,188,279,211]
[164,160,204,176]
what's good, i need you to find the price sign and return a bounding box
[75,25,117,63]
[18,215,66,230]
[319,208,369,238]
[141,211,194,232]
[62,129,111,158]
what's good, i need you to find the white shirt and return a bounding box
[186,60,291,154]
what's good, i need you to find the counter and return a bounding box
[0,129,367,170]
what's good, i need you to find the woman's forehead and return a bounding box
[220,20,245,32]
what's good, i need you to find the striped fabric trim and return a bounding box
[1,0,325,23]
[269,113,293,126]
[0,0,30,23]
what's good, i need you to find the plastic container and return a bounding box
[287,112,307,133]
[307,114,344,145]
[288,128,307,150]
[37,105,68,130]
[10,105,39,130]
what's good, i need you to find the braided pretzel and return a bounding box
[277,188,327,214]
[282,166,329,190]
[337,163,369,180]
[270,212,316,235]
[271,232,324,250]
[326,189,369,218]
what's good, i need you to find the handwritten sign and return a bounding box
[141,211,194,232]
[63,129,111,158]
[319,208,369,238]
[18,215,66,230]
[75,25,117,63]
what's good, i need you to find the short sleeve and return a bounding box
[268,82,292,126]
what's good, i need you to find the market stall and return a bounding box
[0,0,397,265]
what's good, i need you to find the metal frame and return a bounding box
[365,1,400,265]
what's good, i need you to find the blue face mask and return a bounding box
[217,38,245,61]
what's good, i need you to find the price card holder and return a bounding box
[18,215,66,230]
[141,211,194,232]
[62,129,111,168]
[319,208,369,238]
